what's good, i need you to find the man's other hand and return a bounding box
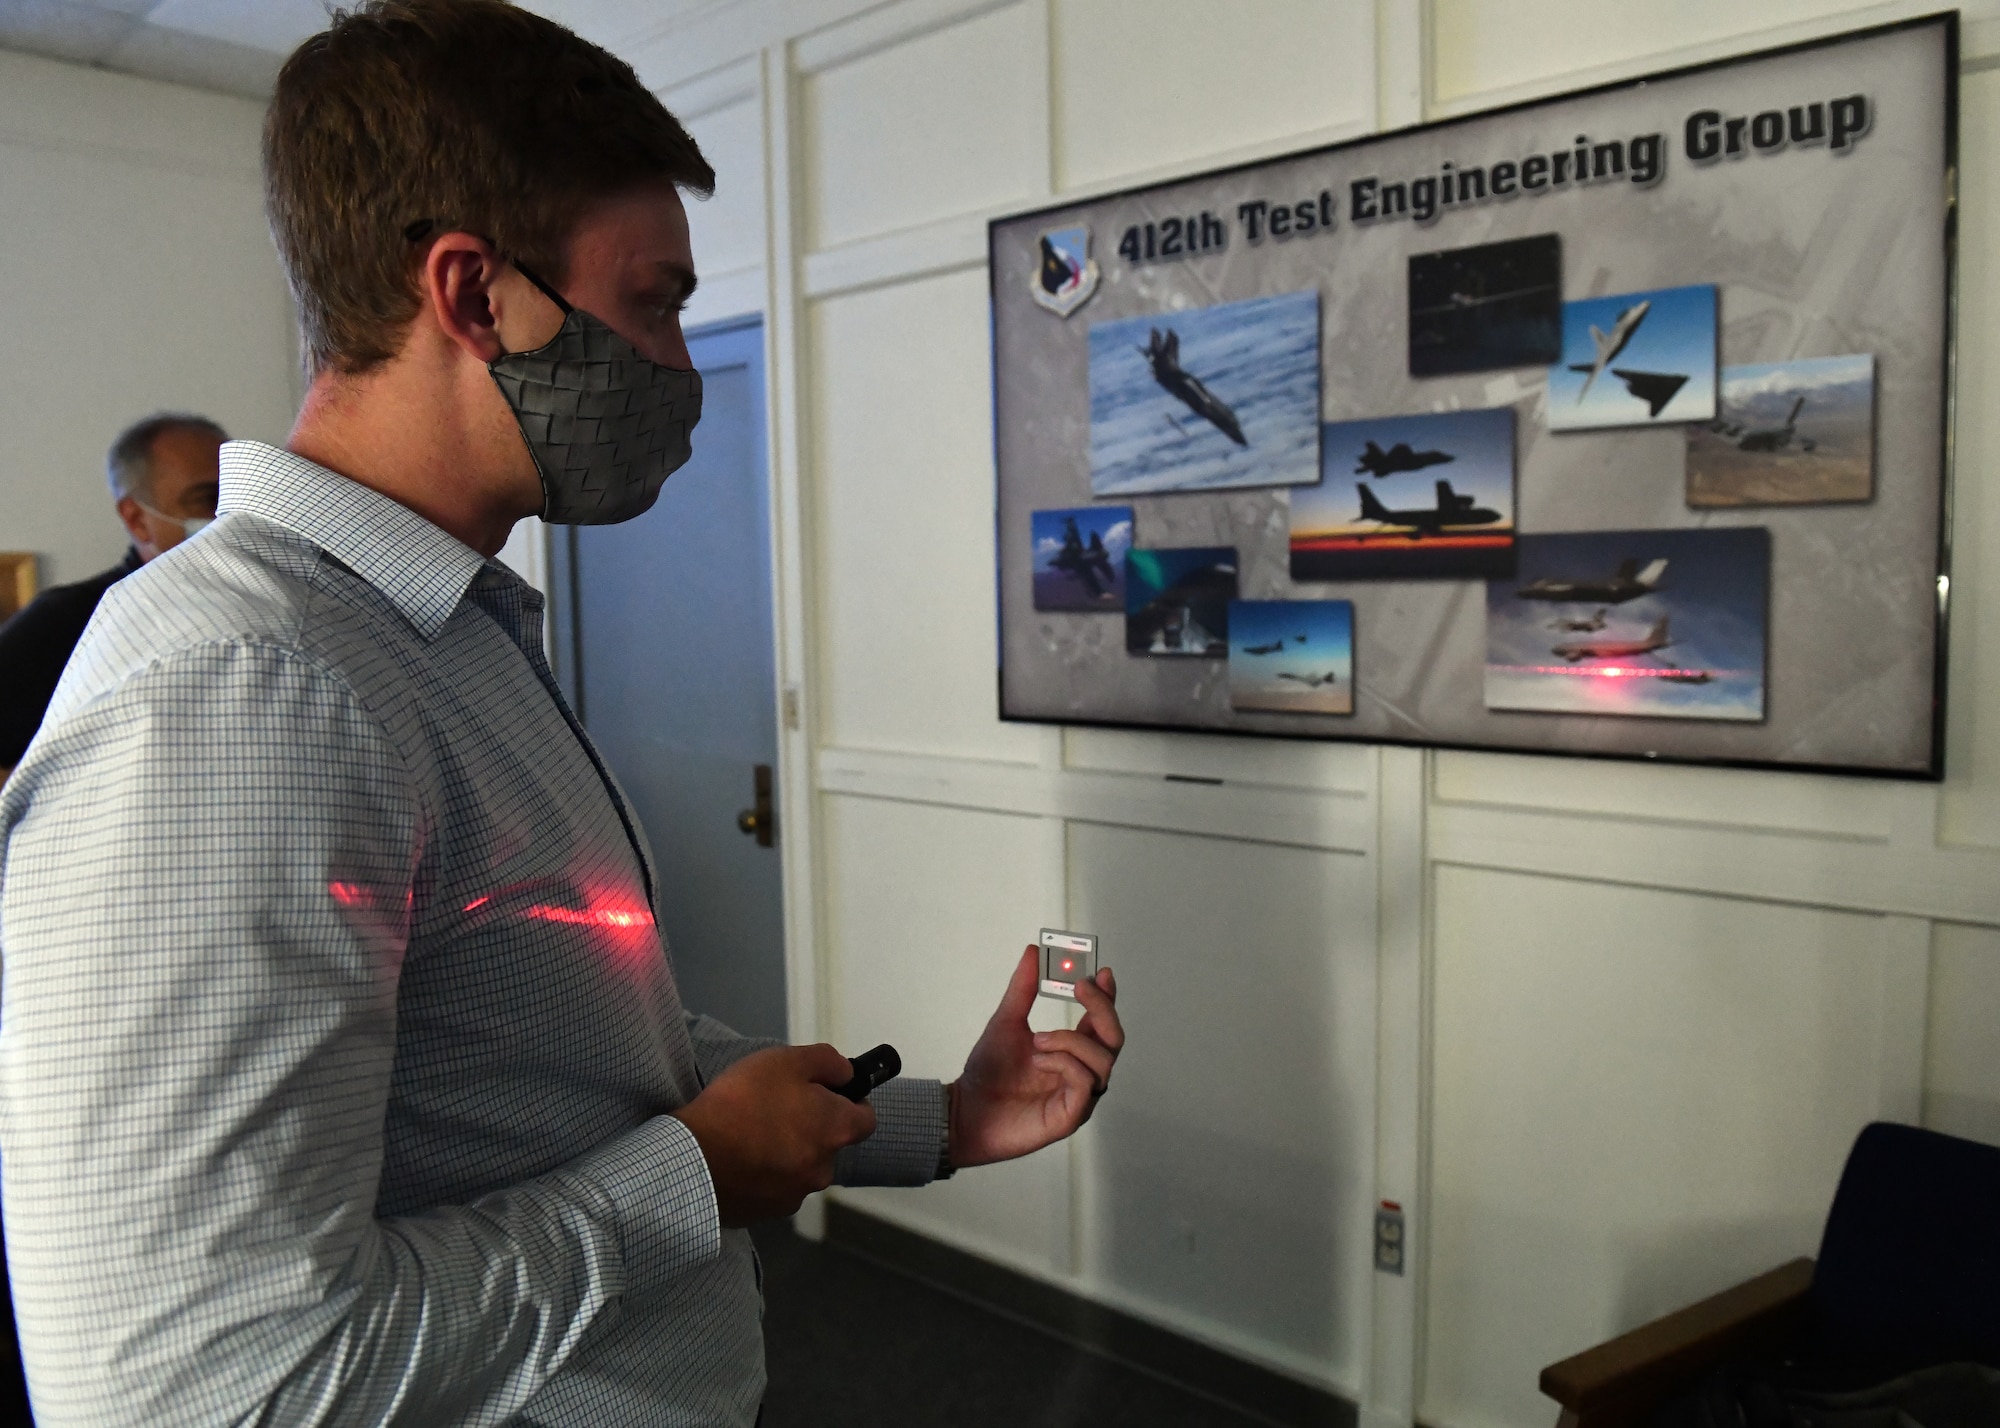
[949,946,1124,1169]
[671,1044,877,1226]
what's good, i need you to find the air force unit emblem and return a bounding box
[1031,225,1100,318]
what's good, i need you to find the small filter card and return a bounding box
[1039,928,1098,1001]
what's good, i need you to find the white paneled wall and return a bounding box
[802,2,1044,249]
[1049,0,1373,188]
[637,3,2000,1426]
[1068,821,1377,1385]
[1427,869,1910,1428]
[808,268,1049,761]
[0,48,296,588]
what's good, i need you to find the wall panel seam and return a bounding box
[0,125,260,184]
[1430,0,1999,117]
[1427,845,2000,927]
[792,0,1021,75]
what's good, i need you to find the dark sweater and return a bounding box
[0,547,142,766]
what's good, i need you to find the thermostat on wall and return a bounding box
[1038,928,1097,1001]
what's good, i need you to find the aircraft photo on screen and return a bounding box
[1408,233,1563,376]
[1031,506,1132,611]
[1125,547,1237,656]
[1228,600,1355,715]
[1546,284,1717,431]
[1088,290,1322,496]
[1687,354,1875,507]
[1290,407,1516,580]
[1484,527,1768,721]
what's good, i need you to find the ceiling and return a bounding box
[0,0,690,99]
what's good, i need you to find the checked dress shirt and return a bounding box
[0,441,946,1427]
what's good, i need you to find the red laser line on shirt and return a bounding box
[522,904,654,929]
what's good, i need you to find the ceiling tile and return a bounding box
[0,0,138,65]
[106,17,282,96]
[143,0,327,55]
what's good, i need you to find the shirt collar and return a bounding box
[217,441,491,641]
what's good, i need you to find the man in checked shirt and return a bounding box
[0,3,1123,1424]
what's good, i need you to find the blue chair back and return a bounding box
[1810,1121,2000,1370]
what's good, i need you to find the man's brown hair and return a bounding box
[265,0,714,377]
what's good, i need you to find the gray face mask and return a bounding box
[488,262,703,526]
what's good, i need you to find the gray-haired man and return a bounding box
[0,413,225,771]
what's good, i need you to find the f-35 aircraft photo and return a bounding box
[1354,480,1502,539]
[1141,328,1248,446]
[1355,440,1455,478]
[1553,615,1672,664]
[1516,557,1668,604]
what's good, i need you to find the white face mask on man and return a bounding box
[133,501,213,538]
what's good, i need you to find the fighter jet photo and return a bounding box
[1553,615,1672,664]
[1569,300,1650,401]
[1140,329,1248,447]
[1609,369,1690,418]
[1487,527,1765,722]
[1046,516,1116,599]
[1354,480,1503,540]
[1089,291,1319,496]
[1515,556,1668,605]
[1550,285,1716,431]
[1714,395,1816,453]
[1031,505,1131,611]
[1355,440,1455,478]
[1688,356,1872,507]
[1242,639,1286,655]
[1277,671,1344,688]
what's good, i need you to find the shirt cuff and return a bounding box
[573,1114,722,1300]
[834,1076,949,1187]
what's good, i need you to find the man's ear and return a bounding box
[114,496,150,547]
[420,232,510,364]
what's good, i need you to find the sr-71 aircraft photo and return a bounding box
[1516,557,1667,604]
[1554,615,1671,664]
[1355,440,1454,478]
[1711,396,1815,453]
[1354,480,1502,538]
[1142,329,1247,446]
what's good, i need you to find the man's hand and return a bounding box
[949,946,1124,1169]
[671,1044,878,1226]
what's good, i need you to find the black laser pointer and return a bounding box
[833,1043,901,1102]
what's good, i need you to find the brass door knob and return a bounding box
[737,763,776,848]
